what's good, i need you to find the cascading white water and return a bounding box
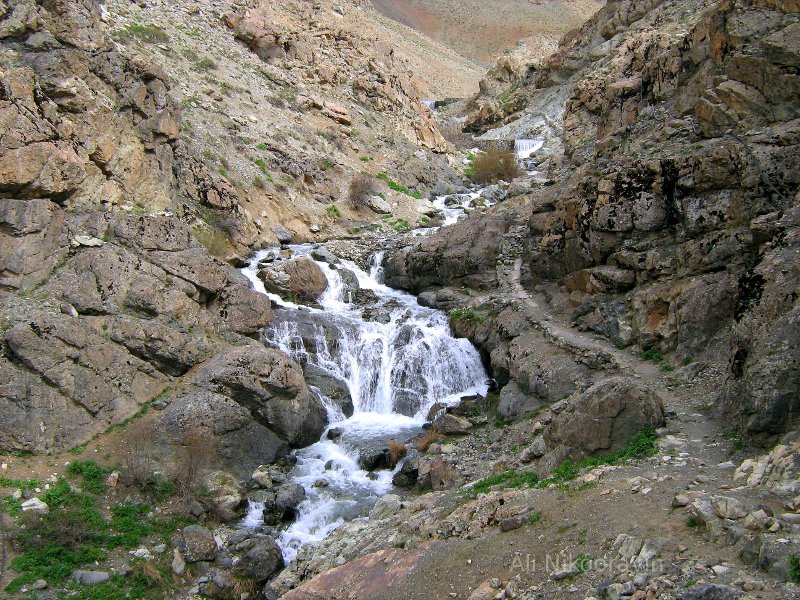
[514,138,544,159]
[420,99,436,110]
[241,247,488,562]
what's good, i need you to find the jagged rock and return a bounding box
[540,377,665,472]
[159,391,289,478]
[182,525,218,562]
[432,413,473,435]
[369,494,402,520]
[1,314,166,453]
[21,498,48,514]
[252,466,274,489]
[712,496,748,520]
[364,195,392,215]
[392,459,418,488]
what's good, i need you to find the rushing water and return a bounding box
[241,246,488,562]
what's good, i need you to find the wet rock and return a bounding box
[258,256,328,303]
[183,525,218,562]
[275,483,305,517]
[392,459,418,488]
[252,466,274,489]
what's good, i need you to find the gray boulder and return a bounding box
[193,345,327,448]
[231,537,283,581]
[182,525,218,562]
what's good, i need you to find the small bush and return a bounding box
[469,149,520,184]
[527,511,542,524]
[173,427,217,506]
[575,553,592,574]
[686,516,702,528]
[415,429,442,452]
[387,440,408,468]
[376,172,422,198]
[450,309,486,324]
[788,555,800,584]
[349,173,377,208]
[640,349,663,362]
[326,205,342,220]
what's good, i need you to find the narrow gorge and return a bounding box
[1,1,799,599]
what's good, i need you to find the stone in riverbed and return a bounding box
[433,412,472,435]
[183,525,218,562]
[275,483,305,517]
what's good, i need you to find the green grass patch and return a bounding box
[67,460,113,494]
[376,172,423,199]
[253,158,268,174]
[6,480,186,595]
[390,218,412,233]
[527,511,542,524]
[2,495,23,516]
[113,23,170,44]
[469,470,539,497]
[575,553,592,574]
[686,516,702,528]
[789,555,800,584]
[0,476,41,490]
[449,309,486,324]
[467,427,658,497]
[326,205,341,220]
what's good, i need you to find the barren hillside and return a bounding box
[372,0,603,63]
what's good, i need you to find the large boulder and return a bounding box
[231,537,284,581]
[540,377,665,472]
[258,257,328,304]
[193,345,327,447]
[383,211,512,292]
[159,391,289,478]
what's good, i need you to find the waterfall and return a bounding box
[514,138,544,159]
[420,99,436,109]
[241,245,488,562]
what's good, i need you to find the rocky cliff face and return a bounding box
[386,0,800,444]
[0,0,468,465]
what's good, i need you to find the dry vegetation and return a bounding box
[387,440,409,467]
[470,149,520,184]
[415,429,443,452]
[349,173,378,209]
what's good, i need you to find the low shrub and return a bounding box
[387,440,408,468]
[415,429,443,452]
[469,149,520,184]
[349,173,377,208]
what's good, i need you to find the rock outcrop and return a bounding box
[387,0,800,444]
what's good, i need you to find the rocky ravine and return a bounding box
[1,0,800,599]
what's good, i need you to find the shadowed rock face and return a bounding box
[386,0,800,443]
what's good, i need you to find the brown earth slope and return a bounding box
[372,0,604,63]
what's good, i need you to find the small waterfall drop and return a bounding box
[514,138,544,159]
[241,246,488,562]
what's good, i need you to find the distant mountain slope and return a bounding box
[371,0,604,63]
